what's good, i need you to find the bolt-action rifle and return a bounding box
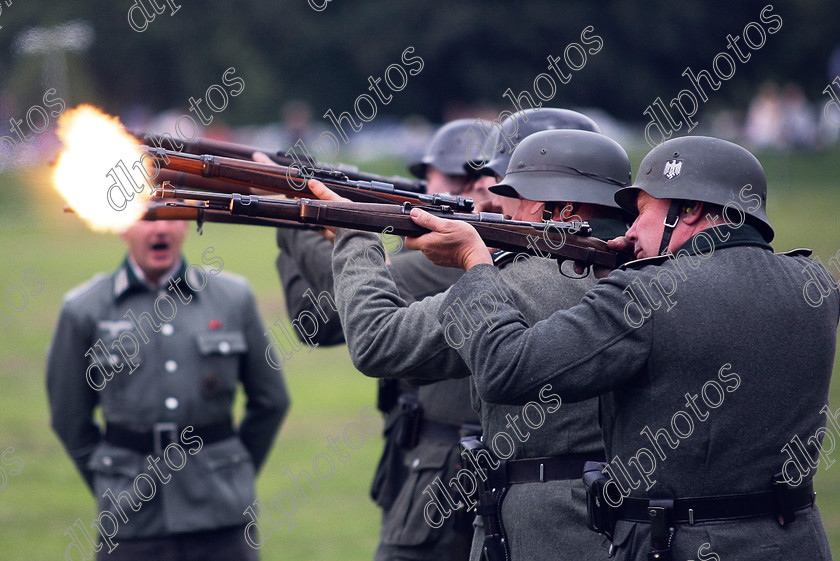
[152,183,630,270]
[135,132,428,193]
[142,146,474,211]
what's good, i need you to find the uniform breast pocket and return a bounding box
[195,331,248,397]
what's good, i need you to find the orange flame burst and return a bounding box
[53,105,152,233]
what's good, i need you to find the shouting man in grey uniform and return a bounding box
[314,111,634,561]
[406,136,838,561]
[47,218,290,561]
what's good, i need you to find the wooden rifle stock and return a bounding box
[154,183,630,269]
[143,146,474,211]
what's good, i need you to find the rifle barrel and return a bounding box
[155,184,627,269]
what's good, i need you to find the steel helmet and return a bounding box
[409,119,485,179]
[614,136,773,242]
[490,129,631,207]
[466,108,602,178]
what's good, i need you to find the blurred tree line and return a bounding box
[0,0,837,125]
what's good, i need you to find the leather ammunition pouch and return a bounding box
[460,436,510,561]
[583,461,617,540]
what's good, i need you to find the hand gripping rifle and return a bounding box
[135,132,428,193]
[153,183,629,270]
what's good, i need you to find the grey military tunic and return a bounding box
[439,225,838,561]
[47,257,289,538]
[276,228,476,561]
[330,217,629,561]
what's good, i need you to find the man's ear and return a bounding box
[680,201,704,225]
[518,199,545,218]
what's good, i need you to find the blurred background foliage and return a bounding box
[1,0,838,126]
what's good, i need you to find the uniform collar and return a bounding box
[126,254,183,290]
[113,256,199,303]
[679,222,771,253]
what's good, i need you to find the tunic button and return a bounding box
[411,458,420,468]
[219,341,231,355]
[103,456,113,467]
[165,397,179,410]
[161,323,174,336]
[165,360,178,373]
[110,354,121,365]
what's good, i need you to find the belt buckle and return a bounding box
[153,422,178,456]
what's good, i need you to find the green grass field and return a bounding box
[1,148,839,560]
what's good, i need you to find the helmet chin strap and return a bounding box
[658,199,682,255]
[542,202,557,222]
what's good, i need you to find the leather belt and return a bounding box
[105,420,234,455]
[615,482,816,524]
[506,453,607,484]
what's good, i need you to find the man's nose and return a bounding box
[625,223,638,241]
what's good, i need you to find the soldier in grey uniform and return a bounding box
[317,112,634,561]
[47,219,290,561]
[272,118,487,561]
[409,136,838,561]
